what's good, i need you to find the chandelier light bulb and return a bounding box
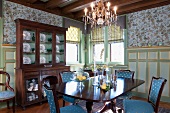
[107,2,110,10]
[113,6,117,14]
[84,8,88,16]
[91,3,94,11]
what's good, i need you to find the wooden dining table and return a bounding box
[55,77,145,113]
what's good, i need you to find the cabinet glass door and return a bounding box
[23,29,36,65]
[56,33,65,63]
[39,32,52,64]
[25,78,39,102]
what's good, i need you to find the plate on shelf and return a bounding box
[23,31,31,40]
[40,57,46,63]
[23,43,31,52]
[56,35,60,43]
[56,56,60,63]
[40,33,46,42]
[56,45,60,52]
[40,44,46,53]
[23,56,31,64]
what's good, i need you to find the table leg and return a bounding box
[86,101,93,113]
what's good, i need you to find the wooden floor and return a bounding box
[0,97,170,113]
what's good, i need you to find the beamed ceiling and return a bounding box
[7,0,170,21]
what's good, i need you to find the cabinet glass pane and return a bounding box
[56,34,64,63]
[23,29,36,65]
[25,78,39,102]
[40,32,52,64]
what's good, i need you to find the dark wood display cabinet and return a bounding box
[15,19,70,109]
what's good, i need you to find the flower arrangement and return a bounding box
[76,75,86,82]
[100,83,110,92]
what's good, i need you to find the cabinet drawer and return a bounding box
[41,70,57,75]
[25,71,39,77]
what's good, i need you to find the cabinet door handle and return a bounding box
[44,65,52,67]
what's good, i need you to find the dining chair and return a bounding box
[43,76,86,113]
[59,71,77,107]
[0,71,15,113]
[123,76,167,113]
[115,70,135,99]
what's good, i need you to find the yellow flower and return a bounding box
[76,75,86,81]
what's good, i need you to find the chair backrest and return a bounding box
[115,70,134,79]
[148,76,167,113]
[43,76,60,113]
[59,71,75,82]
[0,71,14,91]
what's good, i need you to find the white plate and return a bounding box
[56,45,60,52]
[40,44,46,53]
[23,43,31,52]
[23,56,31,64]
[56,35,60,43]
[23,31,31,40]
[56,56,60,63]
[40,57,46,63]
[40,33,46,42]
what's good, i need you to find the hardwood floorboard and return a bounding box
[0,97,170,113]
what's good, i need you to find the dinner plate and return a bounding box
[56,35,60,43]
[23,31,31,40]
[40,33,46,42]
[56,45,60,52]
[40,44,46,53]
[23,56,31,64]
[56,56,60,63]
[23,43,31,52]
[40,57,46,63]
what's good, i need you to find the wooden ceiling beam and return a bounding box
[61,0,96,14]
[46,0,68,8]
[118,0,170,14]
[73,0,170,19]
[62,0,142,14]
[26,0,39,4]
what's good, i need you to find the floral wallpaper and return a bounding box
[127,4,170,47]
[3,1,63,44]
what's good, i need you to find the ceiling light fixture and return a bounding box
[83,0,117,30]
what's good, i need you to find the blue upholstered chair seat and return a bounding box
[123,99,154,113]
[0,91,15,100]
[60,105,86,113]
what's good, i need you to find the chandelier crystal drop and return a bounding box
[83,0,117,29]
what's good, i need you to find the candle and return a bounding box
[94,56,96,71]
[107,2,110,10]
[91,3,94,11]
[113,6,117,14]
[84,8,88,16]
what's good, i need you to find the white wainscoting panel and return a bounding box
[137,62,146,93]
[148,62,158,91]
[160,51,170,60]
[148,52,158,60]
[5,63,16,89]
[129,52,137,60]
[160,62,169,97]
[138,52,147,60]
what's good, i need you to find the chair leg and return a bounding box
[7,101,10,109]
[13,97,15,113]
[63,100,65,107]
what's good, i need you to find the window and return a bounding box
[110,42,124,64]
[66,43,78,62]
[93,44,104,62]
[66,26,80,63]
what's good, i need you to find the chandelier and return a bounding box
[83,0,117,29]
